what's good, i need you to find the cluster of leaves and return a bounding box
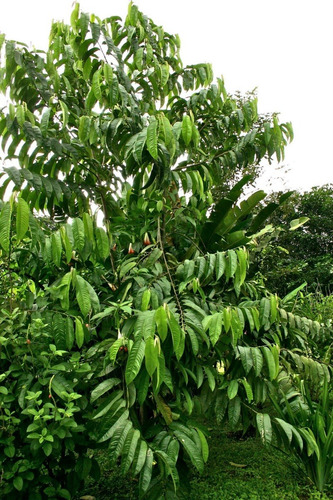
[0,2,332,498]
[250,184,333,296]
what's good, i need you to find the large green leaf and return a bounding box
[155,306,168,341]
[0,202,12,252]
[145,336,158,377]
[16,197,29,242]
[91,378,121,403]
[256,413,272,444]
[75,275,91,317]
[147,119,158,160]
[125,339,145,384]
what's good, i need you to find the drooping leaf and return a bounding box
[147,119,158,160]
[16,197,29,242]
[75,275,92,317]
[256,413,272,444]
[155,306,168,341]
[91,378,121,403]
[75,318,84,348]
[125,339,145,384]
[0,202,12,252]
[145,336,158,377]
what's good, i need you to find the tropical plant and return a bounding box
[0,2,327,499]
[269,375,333,492]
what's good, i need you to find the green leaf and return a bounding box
[13,476,23,491]
[75,275,91,317]
[147,119,158,160]
[98,409,129,443]
[40,108,51,136]
[256,413,272,444]
[121,428,141,474]
[204,365,216,391]
[228,396,241,429]
[16,197,29,242]
[251,347,263,376]
[125,339,145,384]
[215,251,226,281]
[228,380,239,400]
[72,217,85,251]
[154,393,173,425]
[139,449,154,494]
[51,231,62,267]
[95,227,110,260]
[181,115,192,146]
[226,250,238,279]
[241,378,253,403]
[141,289,151,312]
[59,100,69,128]
[133,440,148,475]
[196,428,209,463]
[43,442,53,456]
[145,337,158,377]
[290,217,309,231]
[155,306,168,341]
[238,346,253,375]
[70,2,79,29]
[208,313,223,346]
[261,346,277,381]
[92,69,102,100]
[0,202,12,252]
[168,311,181,354]
[65,317,74,350]
[75,317,84,348]
[174,430,204,473]
[259,298,271,330]
[274,418,293,444]
[78,116,91,143]
[91,378,121,403]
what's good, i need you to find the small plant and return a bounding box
[271,376,333,493]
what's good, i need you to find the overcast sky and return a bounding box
[1,0,332,192]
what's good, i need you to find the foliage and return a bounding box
[251,185,333,296]
[0,2,330,499]
[270,376,333,492]
[81,423,333,500]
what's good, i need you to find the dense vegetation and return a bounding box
[251,184,333,296]
[0,3,331,499]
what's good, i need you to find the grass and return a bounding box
[79,424,333,500]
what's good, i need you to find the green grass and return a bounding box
[79,425,333,500]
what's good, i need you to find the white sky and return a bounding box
[1,0,332,192]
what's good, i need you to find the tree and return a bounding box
[251,184,333,296]
[0,3,331,498]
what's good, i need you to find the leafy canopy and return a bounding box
[0,3,331,499]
